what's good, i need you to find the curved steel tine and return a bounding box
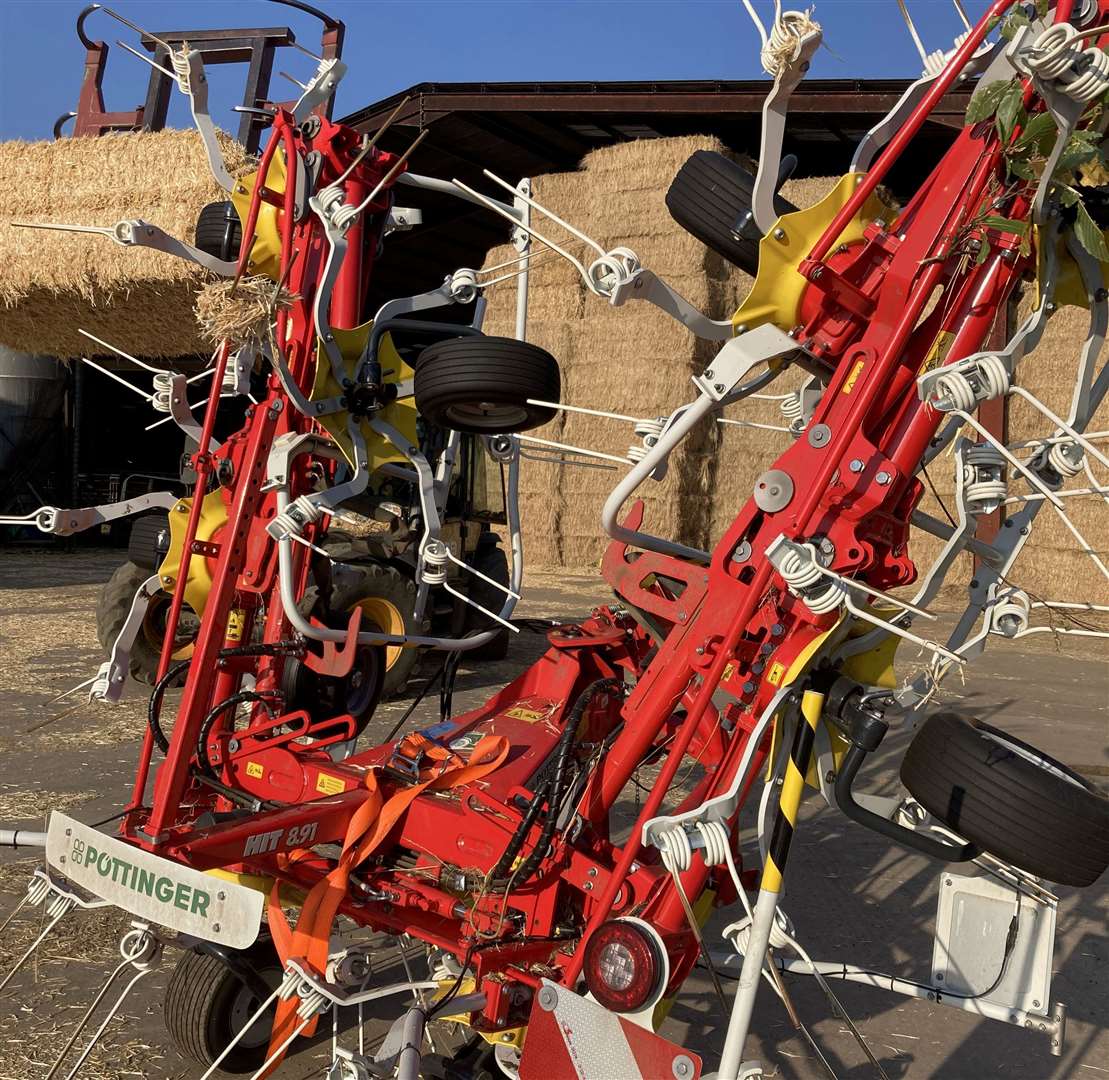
[197,983,283,1080]
[113,37,174,77]
[0,896,73,993]
[44,954,134,1080]
[60,964,154,1080]
[97,5,173,52]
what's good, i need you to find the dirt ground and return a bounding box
[0,547,1105,1080]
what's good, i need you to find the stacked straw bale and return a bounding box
[478,137,838,572]
[1007,300,1109,605]
[0,130,252,359]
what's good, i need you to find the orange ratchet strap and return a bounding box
[261,732,509,1075]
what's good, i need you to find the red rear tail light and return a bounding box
[582,919,664,1013]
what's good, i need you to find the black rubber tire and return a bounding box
[126,512,171,572]
[164,946,281,1073]
[901,712,1109,887]
[194,200,243,263]
[463,537,511,660]
[665,150,798,276]
[330,563,427,698]
[414,337,560,434]
[95,561,197,686]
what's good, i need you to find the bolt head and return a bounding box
[876,470,891,485]
[849,459,864,473]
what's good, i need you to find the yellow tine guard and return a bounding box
[761,689,825,894]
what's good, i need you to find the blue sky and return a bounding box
[0,1,990,142]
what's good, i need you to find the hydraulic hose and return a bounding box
[488,678,622,885]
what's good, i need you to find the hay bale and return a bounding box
[1006,301,1109,604]
[0,129,253,359]
[478,138,862,572]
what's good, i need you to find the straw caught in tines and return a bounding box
[193,275,297,348]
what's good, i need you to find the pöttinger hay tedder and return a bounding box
[2,1,1108,1078]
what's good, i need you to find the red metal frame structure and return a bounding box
[98,0,1102,1068]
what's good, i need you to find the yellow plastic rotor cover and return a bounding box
[229,149,288,283]
[157,490,229,618]
[731,173,895,335]
[310,321,419,475]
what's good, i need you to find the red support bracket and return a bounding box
[304,606,362,677]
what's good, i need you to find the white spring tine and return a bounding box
[246,1011,318,1080]
[145,391,235,431]
[44,953,135,1080]
[10,220,120,241]
[0,893,31,937]
[717,417,793,433]
[77,329,170,376]
[518,449,618,471]
[1004,484,1109,505]
[61,965,154,1080]
[451,178,596,287]
[279,69,310,90]
[113,37,175,78]
[441,579,519,632]
[895,0,930,67]
[480,168,607,261]
[957,410,1066,510]
[1009,429,1109,450]
[842,590,964,666]
[517,433,631,466]
[289,38,325,63]
[78,357,153,402]
[528,398,641,423]
[47,673,98,706]
[820,565,938,621]
[1009,385,1109,472]
[439,545,521,601]
[353,130,429,215]
[0,897,73,992]
[197,983,283,1080]
[98,5,174,52]
[960,411,1109,581]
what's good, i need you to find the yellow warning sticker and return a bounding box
[316,773,346,796]
[920,330,955,375]
[226,609,246,642]
[767,662,787,686]
[841,359,865,395]
[722,662,736,683]
[504,707,547,723]
[245,761,264,779]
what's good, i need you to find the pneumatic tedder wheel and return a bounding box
[665,150,799,276]
[194,200,243,263]
[164,942,282,1073]
[413,336,560,434]
[901,712,1109,887]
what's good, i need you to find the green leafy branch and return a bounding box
[964,70,1109,262]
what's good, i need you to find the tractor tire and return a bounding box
[463,537,511,660]
[194,200,243,263]
[95,561,198,686]
[330,563,427,698]
[414,337,560,434]
[164,944,281,1073]
[665,150,798,276]
[901,712,1109,887]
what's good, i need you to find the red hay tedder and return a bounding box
[2,1,1108,1078]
